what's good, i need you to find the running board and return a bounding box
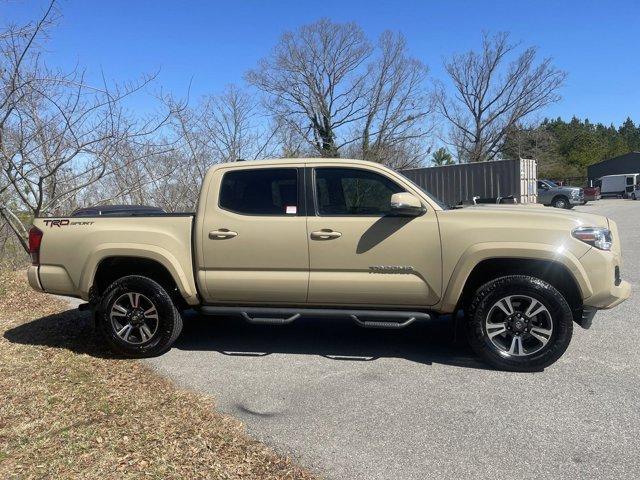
[199,306,430,329]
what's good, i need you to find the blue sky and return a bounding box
[5,0,639,126]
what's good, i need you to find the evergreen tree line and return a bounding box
[499,117,640,179]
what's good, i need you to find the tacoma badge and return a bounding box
[369,265,414,273]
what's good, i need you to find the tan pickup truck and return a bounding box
[27,158,630,371]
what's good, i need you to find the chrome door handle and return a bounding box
[209,229,238,239]
[310,229,342,240]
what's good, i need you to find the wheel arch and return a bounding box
[459,258,582,312]
[551,194,569,206]
[440,243,592,315]
[81,247,199,306]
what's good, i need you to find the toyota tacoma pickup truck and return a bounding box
[27,158,630,371]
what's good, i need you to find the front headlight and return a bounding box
[572,226,612,250]
[571,190,580,197]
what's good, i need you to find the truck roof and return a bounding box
[212,158,385,169]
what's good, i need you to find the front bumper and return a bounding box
[588,280,631,309]
[569,196,584,205]
[580,248,631,310]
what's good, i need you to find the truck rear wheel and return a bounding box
[96,275,183,357]
[465,275,573,372]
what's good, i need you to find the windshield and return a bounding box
[544,180,558,188]
[399,173,449,210]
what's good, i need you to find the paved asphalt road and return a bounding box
[145,200,640,480]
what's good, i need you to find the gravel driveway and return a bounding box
[146,199,640,480]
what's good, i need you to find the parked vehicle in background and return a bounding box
[596,173,640,198]
[71,205,166,217]
[582,186,601,204]
[27,158,630,371]
[536,180,584,209]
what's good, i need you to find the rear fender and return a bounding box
[80,244,199,305]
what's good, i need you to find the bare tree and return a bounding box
[358,31,432,168]
[501,120,556,160]
[435,32,566,162]
[0,1,171,251]
[200,85,278,162]
[86,85,282,213]
[246,19,433,165]
[247,19,372,157]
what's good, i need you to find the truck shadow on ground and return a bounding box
[4,309,491,370]
[4,309,113,357]
[174,312,490,370]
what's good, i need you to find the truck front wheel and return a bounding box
[96,275,183,357]
[551,196,570,209]
[465,275,573,372]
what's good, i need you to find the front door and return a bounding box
[306,166,442,307]
[537,181,551,204]
[198,165,309,304]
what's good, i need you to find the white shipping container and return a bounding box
[519,158,537,204]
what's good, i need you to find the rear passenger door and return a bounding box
[198,165,309,304]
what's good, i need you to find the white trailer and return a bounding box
[597,173,640,198]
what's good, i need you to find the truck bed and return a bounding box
[31,214,198,304]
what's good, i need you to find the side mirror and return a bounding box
[390,192,425,216]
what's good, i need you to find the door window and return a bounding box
[314,168,404,216]
[219,168,299,215]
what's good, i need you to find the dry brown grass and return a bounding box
[0,270,316,480]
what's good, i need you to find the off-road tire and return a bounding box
[466,275,573,372]
[96,275,183,357]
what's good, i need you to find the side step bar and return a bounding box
[240,312,301,325]
[199,306,430,329]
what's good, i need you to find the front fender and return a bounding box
[79,244,199,305]
[439,242,593,313]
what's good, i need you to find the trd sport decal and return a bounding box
[43,219,94,227]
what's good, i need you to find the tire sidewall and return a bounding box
[467,276,573,371]
[97,275,178,356]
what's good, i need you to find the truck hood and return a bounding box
[552,185,581,192]
[435,204,613,262]
[454,204,609,229]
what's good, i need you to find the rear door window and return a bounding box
[219,168,299,216]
